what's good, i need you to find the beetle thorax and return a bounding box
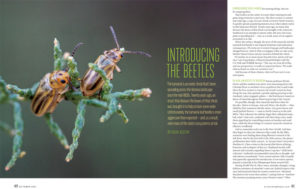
[104,48,123,63]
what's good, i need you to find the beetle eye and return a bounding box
[61,79,66,84]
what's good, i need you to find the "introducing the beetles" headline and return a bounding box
[167,47,221,79]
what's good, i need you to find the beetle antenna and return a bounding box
[123,50,152,58]
[62,43,83,72]
[109,26,120,50]
[71,42,84,57]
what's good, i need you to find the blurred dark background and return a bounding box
[0,0,227,178]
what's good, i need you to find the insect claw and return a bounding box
[110,71,114,80]
[70,85,78,92]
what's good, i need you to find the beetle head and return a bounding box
[50,71,70,89]
[104,48,124,63]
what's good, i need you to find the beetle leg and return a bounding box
[69,83,78,91]
[115,65,121,73]
[48,93,64,113]
[57,95,65,103]
[59,87,69,95]
[110,71,114,80]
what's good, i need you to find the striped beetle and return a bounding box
[80,26,151,96]
[31,70,70,117]
[31,42,82,117]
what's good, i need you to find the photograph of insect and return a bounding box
[80,26,151,96]
[31,70,70,117]
[31,42,83,117]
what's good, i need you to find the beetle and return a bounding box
[31,42,83,117]
[31,70,70,117]
[80,26,151,96]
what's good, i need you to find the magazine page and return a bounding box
[0,0,298,188]
[228,0,299,188]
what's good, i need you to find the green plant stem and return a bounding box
[99,99,117,123]
[117,106,129,124]
[81,99,107,108]
[6,82,38,100]
[0,76,10,103]
[112,88,152,100]
[5,102,24,171]
[65,100,86,162]
[88,63,109,81]
[0,121,15,136]
[44,113,69,149]
[0,76,9,96]
[67,57,80,88]
[54,38,64,71]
